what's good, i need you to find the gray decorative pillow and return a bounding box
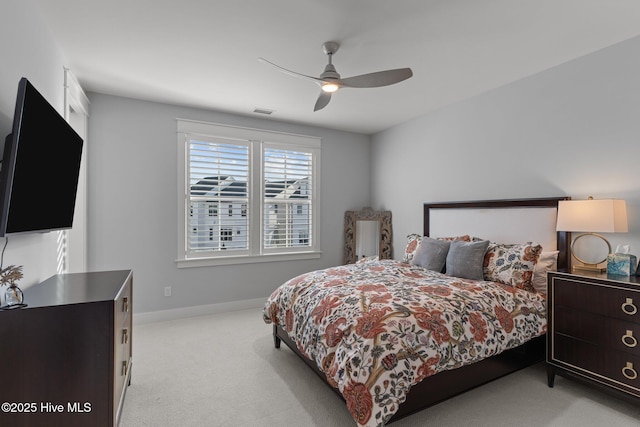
[411,237,450,272]
[445,239,490,280]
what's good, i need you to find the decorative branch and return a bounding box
[0,265,23,287]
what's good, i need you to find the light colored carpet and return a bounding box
[120,308,640,427]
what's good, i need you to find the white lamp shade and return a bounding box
[556,199,628,233]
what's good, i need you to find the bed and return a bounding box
[263,197,569,426]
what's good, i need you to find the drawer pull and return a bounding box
[122,329,129,344]
[621,298,638,315]
[622,330,638,348]
[622,362,638,380]
[123,296,129,313]
[122,360,129,377]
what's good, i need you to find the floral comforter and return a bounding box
[262,259,547,426]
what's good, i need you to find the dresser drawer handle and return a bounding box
[622,330,638,348]
[622,362,638,380]
[122,296,129,313]
[122,329,129,345]
[122,360,129,377]
[622,298,638,315]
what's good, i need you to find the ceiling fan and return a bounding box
[259,41,413,111]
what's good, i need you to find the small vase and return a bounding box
[5,284,24,306]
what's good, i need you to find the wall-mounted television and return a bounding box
[0,78,84,237]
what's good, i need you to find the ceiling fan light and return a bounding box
[322,82,339,93]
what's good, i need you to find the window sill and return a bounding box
[175,251,322,268]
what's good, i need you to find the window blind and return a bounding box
[188,139,249,253]
[263,147,313,250]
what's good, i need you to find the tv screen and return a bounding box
[0,78,84,236]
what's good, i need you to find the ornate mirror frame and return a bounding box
[344,207,393,264]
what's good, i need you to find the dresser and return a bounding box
[547,270,640,400]
[0,270,133,427]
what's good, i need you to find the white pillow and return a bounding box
[532,251,559,294]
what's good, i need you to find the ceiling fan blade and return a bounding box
[258,57,323,84]
[314,91,331,111]
[339,68,413,88]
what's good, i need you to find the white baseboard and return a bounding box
[133,297,266,325]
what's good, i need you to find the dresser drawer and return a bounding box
[552,334,640,397]
[554,307,640,356]
[115,277,132,327]
[552,277,640,323]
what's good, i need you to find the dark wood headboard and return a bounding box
[423,197,570,272]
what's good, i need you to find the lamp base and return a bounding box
[573,264,607,273]
[569,233,612,274]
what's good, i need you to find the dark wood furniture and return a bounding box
[547,270,640,400]
[0,270,133,427]
[273,197,569,423]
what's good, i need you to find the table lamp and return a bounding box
[556,197,628,272]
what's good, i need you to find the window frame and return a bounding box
[176,119,321,268]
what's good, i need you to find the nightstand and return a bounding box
[547,270,640,400]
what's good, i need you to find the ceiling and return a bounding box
[30,0,640,135]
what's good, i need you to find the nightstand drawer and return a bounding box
[554,308,640,356]
[553,334,640,396]
[553,277,640,323]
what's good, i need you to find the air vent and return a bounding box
[253,108,274,115]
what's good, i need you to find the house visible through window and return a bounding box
[177,120,321,265]
[221,228,233,241]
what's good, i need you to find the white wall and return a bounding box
[371,36,640,262]
[87,94,371,317]
[0,0,71,287]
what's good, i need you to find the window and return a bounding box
[263,148,313,249]
[177,120,321,266]
[221,228,233,242]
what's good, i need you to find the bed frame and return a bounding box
[272,197,570,424]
